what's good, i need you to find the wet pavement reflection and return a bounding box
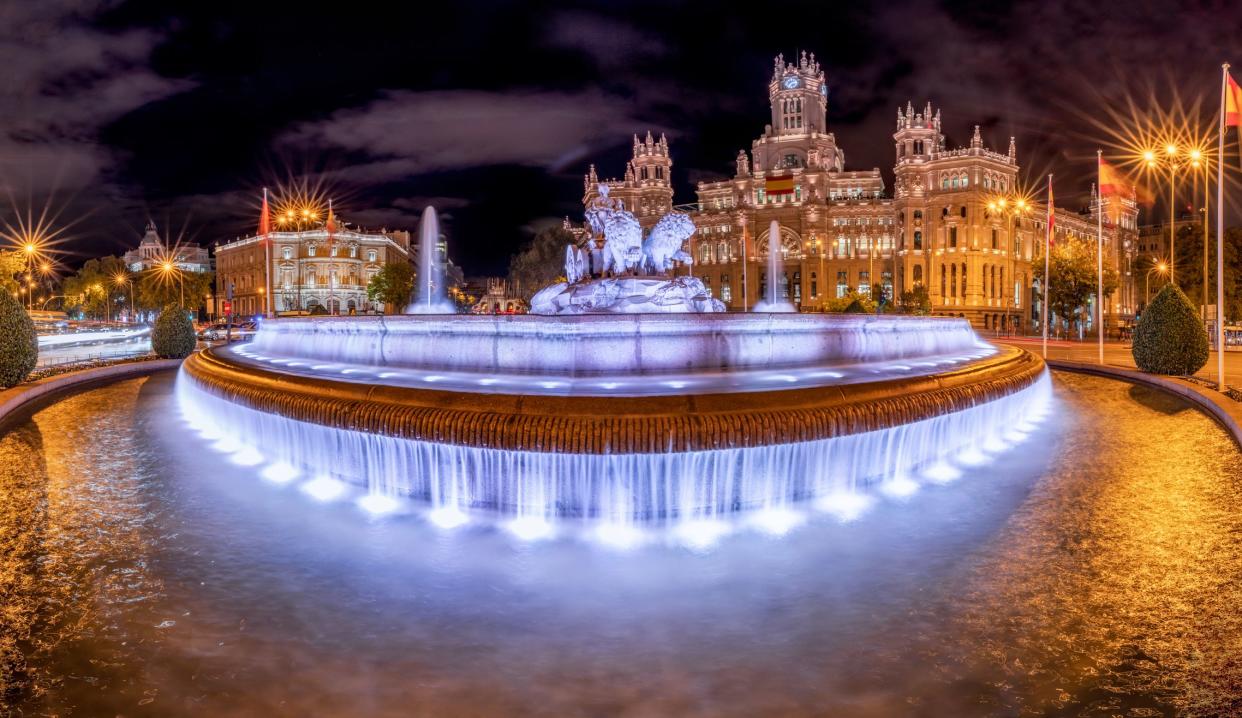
[0,370,1239,717]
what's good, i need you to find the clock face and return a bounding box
[782,76,800,90]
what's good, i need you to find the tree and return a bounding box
[0,290,36,387]
[136,268,214,314]
[151,304,196,359]
[1032,235,1119,336]
[1132,284,1209,375]
[509,226,575,301]
[0,251,27,295]
[61,256,128,319]
[1166,224,1242,322]
[366,262,415,311]
[822,288,876,313]
[898,284,932,315]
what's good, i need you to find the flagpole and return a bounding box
[1043,174,1051,358]
[1097,151,1104,364]
[263,187,272,318]
[1217,63,1229,391]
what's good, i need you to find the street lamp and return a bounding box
[113,273,134,323]
[1142,143,1199,283]
[987,196,1030,334]
[160,260,184,308]
[1145,260,1169,305]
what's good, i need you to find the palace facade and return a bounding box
[215,223,411,317]
[582,52,1140,331]
[124,221,212,274]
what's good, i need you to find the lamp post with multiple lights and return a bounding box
[986,196,1029,334]
[1142,144,1202,284]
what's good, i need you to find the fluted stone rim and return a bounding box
[182,345,1045,455]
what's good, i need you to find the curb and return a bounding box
[0,358,183,429]
[1047,359,1242,449]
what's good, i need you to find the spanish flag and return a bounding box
[1098,158,1132,225]
[1226,70,1242,166]
[765,175,795,196]
[1226,71,1242,127]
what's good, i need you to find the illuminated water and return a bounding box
[2,371,1240,716]
[176,367,1053,527]
[405,206,454,314]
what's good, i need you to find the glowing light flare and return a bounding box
[674,518,731,550]
[427,506,470,530]
[594,523,646,550]
[815,492,873,522]
[261,462,301,484]
[358,493,402,516]
[505,516,557,542]
[747,507,806,536]
[301,475,347,502]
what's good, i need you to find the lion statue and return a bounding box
[642,212,695,274]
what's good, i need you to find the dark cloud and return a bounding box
[283,89,668,178]
[0,1,189,193]
[0,0,1237,275]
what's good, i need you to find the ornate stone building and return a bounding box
[583,51,1140,331]
[124,221,212,274]
[215,222,411,317]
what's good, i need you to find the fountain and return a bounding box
[177,199,1051,539]
[405,206,456,314]
[752,220,796,312]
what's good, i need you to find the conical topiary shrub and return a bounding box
[0,290,37,388]
[151,304,196,359]
[1132,284,1209,375]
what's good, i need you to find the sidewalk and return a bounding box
[994,337,1242,390]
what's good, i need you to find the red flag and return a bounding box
[1226,72,1242,127]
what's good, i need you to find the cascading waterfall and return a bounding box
[753,219,795,312]
[177,369,1053,537]
[405,206,456,314]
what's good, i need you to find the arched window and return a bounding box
[913,265,923,285]
[308,245,317,257]
[942,176,950,190]
[913,230,923,250]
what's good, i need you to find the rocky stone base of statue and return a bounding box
[530,276,726,315]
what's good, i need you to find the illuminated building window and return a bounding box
[836,270,848,298]
[367,250,377,262]
[282,246,292,260]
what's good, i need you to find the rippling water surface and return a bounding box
[1,371,1240,717]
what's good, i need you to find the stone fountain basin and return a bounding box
[249,313,986,377]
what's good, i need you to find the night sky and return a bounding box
[3,0,1239,276]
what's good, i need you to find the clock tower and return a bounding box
[768,51,828,137]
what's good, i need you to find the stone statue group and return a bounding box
[565,184,695,282]
[531,184,724,315]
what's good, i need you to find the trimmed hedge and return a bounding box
[0,290,37,388]
[152,304,196,359]
[1132,284,1209,375]
[843,298,867,314]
